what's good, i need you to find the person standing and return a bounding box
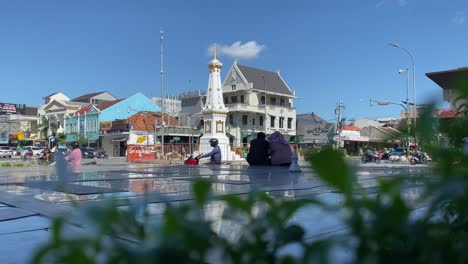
[65,142,82,166]
[247,132,270,166]
[268,131,292,166]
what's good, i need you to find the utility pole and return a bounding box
[160,29,165,159]
[335,100,344,149]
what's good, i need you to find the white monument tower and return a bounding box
[199,47,233,160]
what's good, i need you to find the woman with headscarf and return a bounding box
[246,132,270,166]
[268,131,292,166]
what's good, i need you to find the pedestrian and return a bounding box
[268,131,292,166]
[198,138,221,164]
[246,132,270,166]
[65,142,82,166]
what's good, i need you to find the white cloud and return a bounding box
[375,0,385,8]
[208,41,265,60]
[452,11,465,24]
[398,0,408,7]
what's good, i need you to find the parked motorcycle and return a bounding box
[96,150,109,159]
[361,152,381,164]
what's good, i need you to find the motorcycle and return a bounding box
[410,151,431,165]
[96,150,109,159]
[37,151,54,165]
[184,154,200,165]
[21,149,34,160]
[361,152,381,164]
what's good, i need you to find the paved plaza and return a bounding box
[0,157,429,263]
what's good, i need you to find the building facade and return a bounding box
[221,61,297,147]
[296,112,335,147]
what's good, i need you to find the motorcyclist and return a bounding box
[198,138,221,165]
[65,142,82,166]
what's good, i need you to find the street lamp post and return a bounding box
[160,29,165,160]
[262,75,267,133]
[388,43,416,128]
[370,99,410,157]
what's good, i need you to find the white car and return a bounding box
[22,147,42,157]
[0,146,12,158]
[30,147,42,156]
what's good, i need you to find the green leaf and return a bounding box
[308,149,352,195]
[192,180,212,206]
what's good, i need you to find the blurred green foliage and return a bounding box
[32,90,468,263]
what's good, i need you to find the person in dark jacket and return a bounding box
[246,132,270,166]
[199,138,222,164]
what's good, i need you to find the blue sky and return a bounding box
[1,0,467,121]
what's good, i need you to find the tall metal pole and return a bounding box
[404,69,411,157]
[160,29,165,159]
[335,100,344,149]
[388,43,416,129]
[262,75,267,133]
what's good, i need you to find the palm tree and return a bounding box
[38,115,58,139]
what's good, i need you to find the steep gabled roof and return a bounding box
[74,104,94,115]
[72,91,111,101]
[297,112,327,124]
[42,92,59,99]
[97,99,123,110]
[236,64,293,95]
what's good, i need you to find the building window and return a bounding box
[270,97,276,105]
[242,115,248,125]
[231,96,238,103]
[270,116,275,128]
[287,118,293,129]
[224,97,228,104]
[240,95,244,103]
[260,116,264,126]
[261,96,265,105]
[279,117,284,128]
[229,114,233,125]
[252,118,255,126]
[231,84,236,90]
[280,98,285,106]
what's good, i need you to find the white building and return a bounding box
[151,97,182,118]
[222,61,297,147]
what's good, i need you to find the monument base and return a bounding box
[199,135,238,161]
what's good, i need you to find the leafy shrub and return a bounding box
[13,162,24,167]
[1,162,11,167]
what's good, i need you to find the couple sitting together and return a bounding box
[246,131,292,166]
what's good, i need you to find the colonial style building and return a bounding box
[221,61,297,147]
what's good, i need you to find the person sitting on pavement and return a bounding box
[247,132,270,166]
[198,138,221,165]
[65,142,82,166]
[268,131,292,166]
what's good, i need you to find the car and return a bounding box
[80,148,95,159]
[30,147,42,156]
[84,147,98,156]
[389,147,408,157]
[57,147,70,156]
[0,146,12,158]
